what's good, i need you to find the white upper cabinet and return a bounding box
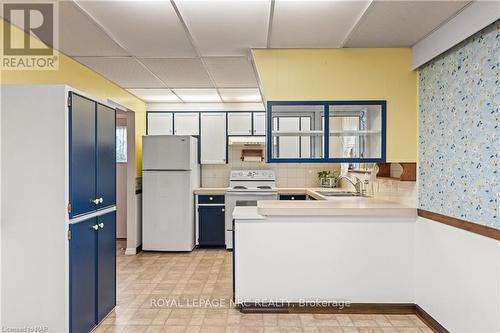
[253,112,266,135]
[148,113,173,135]
[227,112,252,135]
[174,113,199,136]
[200,113,227,164]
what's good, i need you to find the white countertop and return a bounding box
[256,197,416,217]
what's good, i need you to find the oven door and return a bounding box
[224,191,278,249]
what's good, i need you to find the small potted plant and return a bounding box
[318,170,337,188]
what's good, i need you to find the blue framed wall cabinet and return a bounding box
[267,101,386,163]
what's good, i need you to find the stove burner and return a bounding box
[257,186,272,189]
[233,186,247,189]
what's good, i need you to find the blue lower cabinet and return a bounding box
[69,218,97,333]
[97,212,116,323]
[70,211,116,333]
[199,206,225,246]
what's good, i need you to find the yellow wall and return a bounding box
[252,49,418,162]
[1,20,147,175]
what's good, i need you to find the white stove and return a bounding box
[224,170,278,249]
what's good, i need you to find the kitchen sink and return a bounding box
[316,191,361,197]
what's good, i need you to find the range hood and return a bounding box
[228,136,266,146]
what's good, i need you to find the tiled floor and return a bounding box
[94,241,432,333]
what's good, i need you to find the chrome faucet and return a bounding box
[337,175,363,195]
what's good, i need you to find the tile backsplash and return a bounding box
[201,146,340,188]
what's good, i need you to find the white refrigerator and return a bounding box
[142,135,200,251]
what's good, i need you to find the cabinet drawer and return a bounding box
[198,195,225,205]
[279,194,307,201]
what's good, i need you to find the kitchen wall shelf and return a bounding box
[376,162,416,181]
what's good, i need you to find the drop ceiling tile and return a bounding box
[203,57,258,88]
[127,89,181,103]
[346,1,470,47]
[75,0,196,57]
[173,89,222,103]
[59,2,127,56]
[219,88,262,103]
[176,0,270,56]
[271,0,371,48]
[74,57,164,88]
[140,58,213,88]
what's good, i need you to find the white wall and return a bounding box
[415,217,500,333]
[412,1,500,68]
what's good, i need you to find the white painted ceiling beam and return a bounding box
[412,1,500,69]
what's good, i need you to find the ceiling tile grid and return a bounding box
[62,0,471,103]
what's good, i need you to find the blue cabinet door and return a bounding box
[96,104,116,208]
[199,206,225,246]
[69,218,97,333]
[96,211,116,322]
[69,93,96,217]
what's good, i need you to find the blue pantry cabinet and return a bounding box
[1,85,117,333]
[69,92,117,332]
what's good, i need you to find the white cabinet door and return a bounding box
[174,113,199,135]
[148,113,173,135]
[201,113,227,164]
[227,112,252,135]
[253,112,266,135]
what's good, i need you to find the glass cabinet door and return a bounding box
[328,104,382,159]
[270,104,324,160]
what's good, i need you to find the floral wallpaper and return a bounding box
[419,20,499,230]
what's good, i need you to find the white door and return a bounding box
[174,113,199,135]
[148,113,173,135]
[201,113,226,164]
[228,112,252,135]
[253,112,266,135]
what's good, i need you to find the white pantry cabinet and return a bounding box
[148,113,173,135]
[253,112,266,135]
[174,113,199,135]
[201,113,227,164]
[228,112,252,135]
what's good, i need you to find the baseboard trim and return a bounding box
[124,245,142,255]
[418,209,500,241]
[239,303,449,333]
[416,305,449,333]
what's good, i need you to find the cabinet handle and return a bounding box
[92,224,99,231]
[99,223,104,229]
[209,197,213,201]
[222,208,225,212]
[92,198,100,205]
[291,197,295,200]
